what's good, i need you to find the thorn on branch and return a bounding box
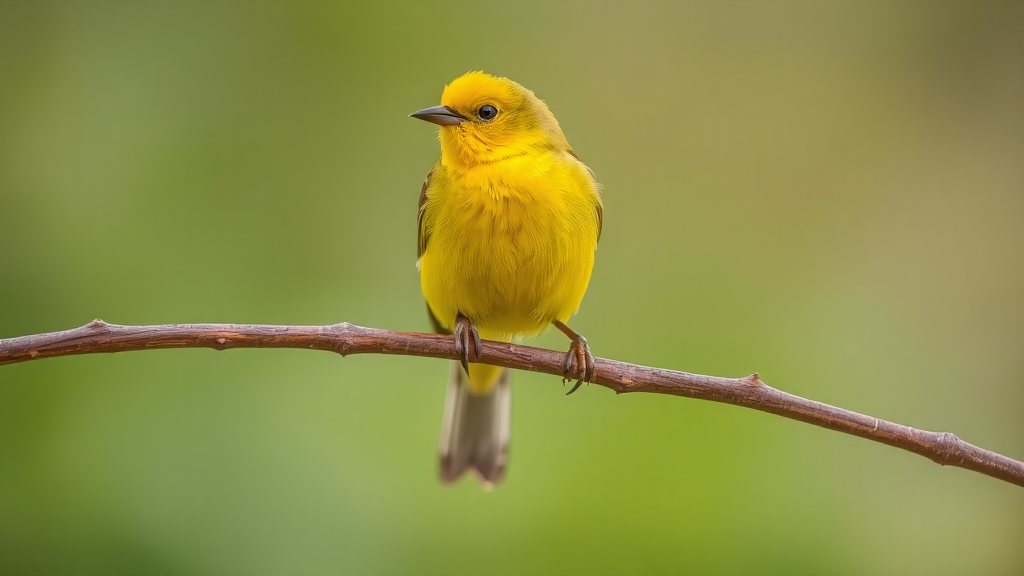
[744,372,763,386]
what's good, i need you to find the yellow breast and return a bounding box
[419,151,601,344]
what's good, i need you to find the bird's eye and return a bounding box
[477,105,498,121]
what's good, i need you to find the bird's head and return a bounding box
[411,72,570,169]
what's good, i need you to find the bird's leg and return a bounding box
[453,313,482,377]
[552,320,595,395]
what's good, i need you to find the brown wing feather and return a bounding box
[417,165,437,259]
[418,165,449,334]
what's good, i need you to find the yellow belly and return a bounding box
[419,154,600,390]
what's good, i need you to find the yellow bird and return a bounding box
[411,72,603,487]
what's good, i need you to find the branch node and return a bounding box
[326,322,354,356]
[932,432,966,466]
[613,376,634,394]
[88,319,108,330]
[744,372,763,386]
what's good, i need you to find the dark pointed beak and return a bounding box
[409,105,468,126]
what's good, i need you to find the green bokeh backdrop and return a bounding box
[2,1,1022,574]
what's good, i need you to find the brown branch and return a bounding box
[2,319,1022,487]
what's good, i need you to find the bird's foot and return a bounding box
[562,335,595,395]
[453,313,482,376]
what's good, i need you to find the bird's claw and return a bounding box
[453,315,481,376]
[562,335,595,395]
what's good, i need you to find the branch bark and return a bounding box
[2,319,1022,487]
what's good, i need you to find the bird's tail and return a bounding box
[439,362,511,488]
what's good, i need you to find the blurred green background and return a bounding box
[2,1,1023,574]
